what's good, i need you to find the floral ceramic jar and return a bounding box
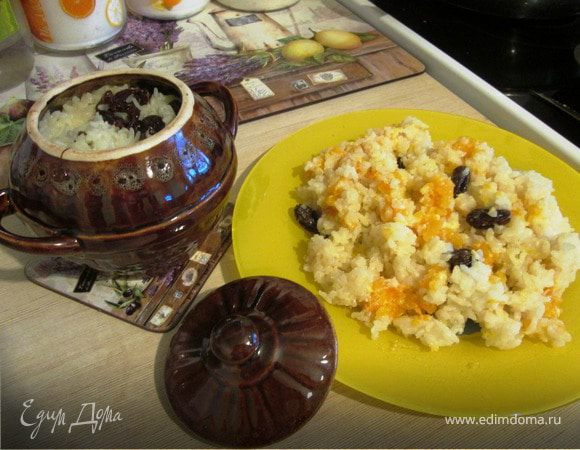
[19,0,126,51]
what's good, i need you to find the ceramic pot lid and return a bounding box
[165,276,337,447]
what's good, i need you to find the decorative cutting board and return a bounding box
[231,33,424,121]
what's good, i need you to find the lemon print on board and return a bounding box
[106,0,124,26]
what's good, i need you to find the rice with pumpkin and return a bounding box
[296,117,579,350]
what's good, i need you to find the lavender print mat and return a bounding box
[25,0,424,121]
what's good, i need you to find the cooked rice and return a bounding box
[297,117,579,350]
[38,84,176,151]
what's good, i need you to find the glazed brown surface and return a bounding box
[1,73,238,274]
[11,91,233,233]
[165,276,338,448]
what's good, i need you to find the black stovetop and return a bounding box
[370,0,580,147]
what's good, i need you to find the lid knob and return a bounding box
[210,315,260,364]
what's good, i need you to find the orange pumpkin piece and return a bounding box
[365,277,437,320]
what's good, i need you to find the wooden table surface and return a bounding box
[1,73,578,448]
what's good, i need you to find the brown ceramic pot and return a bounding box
[0,69,238,274]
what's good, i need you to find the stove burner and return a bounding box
[371,0,580,146]
[438,0,580,20]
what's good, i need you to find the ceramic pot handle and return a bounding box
[188,81,239,138]
[0,189,81,255]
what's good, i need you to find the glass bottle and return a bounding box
[0,0,34,92]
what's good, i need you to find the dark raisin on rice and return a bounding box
[451,165,470,197]
[97,87,169,137]
[448,248,472,270]
[116,101,141,127]
[113,87,150,105]
[99,110,128,129]
[495,209,511,225]
[467,208,512,229]
[466,208,496,229]
[138,115,165,136]
[462,319,481,335]
[98,91,140,129]
[396,157,405,169]
[97,90,114,110]
[294,204,321,234]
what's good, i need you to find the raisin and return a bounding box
[466,208,496,229]
[116,102,140,128]
[294,204,320,234]
[97,90,114,109]
[137,115,165,136]
[467,208,512,229]
[99,110,127,129]
[96,87,167,139]
[451,165,470,197]
[462,319,481,335]
[133,88,150,105]
[448,248,472,270]
[396,157,405,169]
[495,209,511,225]
[99,92,140,129]
[113,87,150,105]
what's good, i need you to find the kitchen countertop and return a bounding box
[1,69,579,448]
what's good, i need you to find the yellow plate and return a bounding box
[232,109,580,416]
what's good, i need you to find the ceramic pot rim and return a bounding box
[27,69,195,162]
